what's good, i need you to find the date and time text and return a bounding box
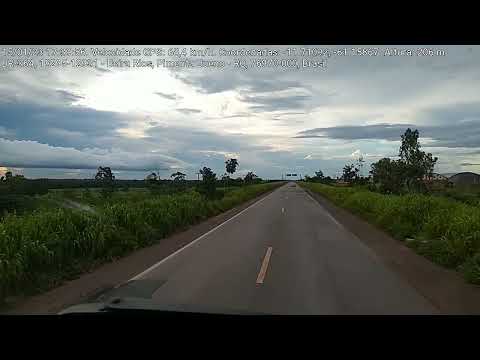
[0,47,448,71]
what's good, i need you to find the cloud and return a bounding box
[460,163,480,166]
[154,92,182,101]
[295,118,480,149]
[350,149,363,159]
[176,108,202,114]
[241,93,311,112]
[0,100,130,148]
[56,90,85,103]
[0,138,186,171]
[295,123,411,140]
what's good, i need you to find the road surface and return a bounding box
[98,182,437,315]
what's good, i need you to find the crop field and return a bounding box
[0,182,281,303]
[300,182,480,285]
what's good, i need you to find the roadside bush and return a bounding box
[300,182,480,284]
[460,252,480,284]
[0,182,280,303]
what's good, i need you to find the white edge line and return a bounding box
[304,189,344,228]
[127,186,283,282]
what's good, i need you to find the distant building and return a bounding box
[423,173,449,181]
[448,172,480,186]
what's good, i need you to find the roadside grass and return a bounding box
[300,182,480,285]
[0,182,282,304]
[431,185,480,207]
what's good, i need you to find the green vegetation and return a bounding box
[432,185,480,207]
[300,182,480,285]
[0,182,281,303]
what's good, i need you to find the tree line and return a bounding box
[305,128,439,194]
[94,158,264,199]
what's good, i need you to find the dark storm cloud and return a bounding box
[0,100,129,148]
[176,108,202,114]
[295,120,480,148]
[154,92,182,101]
[295,123,410,140]
[0,138,183,172]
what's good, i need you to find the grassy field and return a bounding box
[0,182,282,303]
[300,182,480,285]
[432,185,480,207]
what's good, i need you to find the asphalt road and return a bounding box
[101,182,437,315]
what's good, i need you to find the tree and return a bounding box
[225,158,239,190]
[342,163,359,182]
[314,170,324,181]
[370,158,405,194]
[398,128,438,192]
[369,128,438,194]
[357,155,365,177]
[170,171,186,182]
[145,172,161,193]
[171,171,187,192]
[95,167,115,182]
[225,158,239,176]
[95,166,115,198]
[244,171,258,184]
[198,167,217,198]
[146,172,158,182]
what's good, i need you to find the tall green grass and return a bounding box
[0,183,281,302]
[300,182,480,285]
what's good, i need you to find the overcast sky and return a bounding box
[1,45,480,179]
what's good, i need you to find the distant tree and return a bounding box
[221,173,230,191]
[314,170,324,180]
[225,158,239,190]
[171,171,187,192]
[198,167,217,198]
[323,176,334,185]
[145,172,160,193]
[342,164,359,182]
[170,171,186,182]
[5,171,13,182]
[95,166,116,198]
[244,171,258,184]
[370,158,405,194]
[146,172,158,182]
[95,167,115,182]
[398,128,438,192]
[357,155,365,177]
[225,158,239,176]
